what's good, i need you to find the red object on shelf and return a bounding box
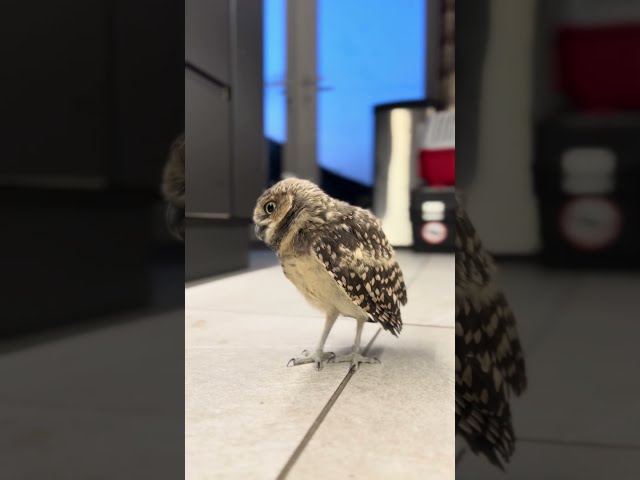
[556,23,640,111]
[419,148,455,186]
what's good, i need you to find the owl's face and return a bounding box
[253,185,295,248]
[252,178,323,249]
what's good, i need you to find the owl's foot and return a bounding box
[287,350,335,370]
[330,350,380,371]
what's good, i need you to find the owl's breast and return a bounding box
[280,254,362,318]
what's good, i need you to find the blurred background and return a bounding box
[0,3,185,478]
[456,0,640,477]
[185,0,456,281]
[1,1,184,341]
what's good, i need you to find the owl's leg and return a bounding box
[331,316,380,371]
[287,312,337,370]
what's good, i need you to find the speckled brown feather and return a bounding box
[311,207,407,335]
[455,194,527,469]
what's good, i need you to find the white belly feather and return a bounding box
[281,254,364,319]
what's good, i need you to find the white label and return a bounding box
[561,147,616,194]
[421,201,446,221]
[422,111,455,149]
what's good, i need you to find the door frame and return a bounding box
[284,0,319,182]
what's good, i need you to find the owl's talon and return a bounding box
[287,350,334,369]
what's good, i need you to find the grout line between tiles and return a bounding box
[186,307,319,319]
[518,436,640,451]
[187,255,441,319]
[276,328,383,480]
[403,323,454,329]
[187,307,451,322]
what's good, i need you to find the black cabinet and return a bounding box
[186,69,232,215]
[0,0,183,191]
[0,0,109,186]
[0,1,184,338]
[534,114,640,267]
[185,0,265,280]
[112,0,184,189]
[186,0,231,84]
[230,0,265,217]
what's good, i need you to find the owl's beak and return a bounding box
[255,224,266,241]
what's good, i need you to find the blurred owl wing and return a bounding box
[456,293,517,468]
[310,211,406,335]
[455,197,527,394]
[455,195,527,467]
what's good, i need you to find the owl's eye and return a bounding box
[264,201,277,215]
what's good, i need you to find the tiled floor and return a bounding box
[7,250,636,477]
[0,309,185,479]
[455,263,640,478]
[185,249,455,479]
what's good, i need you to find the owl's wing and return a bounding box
[455,197,527,393]
[456,292,519,468]
[455,195,527,468]
[311,209,407,335]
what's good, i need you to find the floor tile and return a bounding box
[401,254,454,327]
[496,263,584,355]
[456,440,640,479]
[185,251,454,479]
[185,309,375,354]
[186,266,318,317]
[393,249,430,282]
[185,309,379,480]
[288,325,455,480]
[513,274,640,446]
[0,404,182,480]
[185,253,449,324]
[0,310,183,412]
[481,264,640,453]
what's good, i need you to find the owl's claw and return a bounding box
[287,351,335,370]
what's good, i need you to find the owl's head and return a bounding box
[253,177,325,249]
